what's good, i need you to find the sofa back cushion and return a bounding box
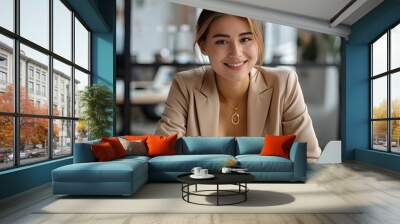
[236,137,264,155]
[178,137,235,155]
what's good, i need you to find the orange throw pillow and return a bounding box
[101,137,127,158]
[91,142,117,161]
[260,134,296,159]
[146,134,177,157]
[124,135,148,141]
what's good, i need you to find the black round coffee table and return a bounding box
[177,173,255,206]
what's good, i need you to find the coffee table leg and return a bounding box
[245,183,247,201]
[195,184,197,192]
[217,184,219,206]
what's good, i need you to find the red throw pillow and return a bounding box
[91,142,118,161]
[101,137,127,158]
[260,134,296,159]
[146,134,177,157]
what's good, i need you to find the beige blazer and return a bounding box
[155,66,321,159]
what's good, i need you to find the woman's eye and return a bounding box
[215,40,227,45]
[240,37,252,43]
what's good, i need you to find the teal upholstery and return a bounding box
[52,137,307,195]
[148,154,235,181]
[73,139,100,163]
[178,137,236,155]
[235,155,293,172]
[235,137,263,155]
[52,157,148,195]
[289,142,307,181]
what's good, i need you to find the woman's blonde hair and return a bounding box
[194,10,264,65]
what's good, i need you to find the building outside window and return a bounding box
[0,0,91,171]
[0,54,7,89]
[28,66,34,80]
[28,81,34,94]
[41,85,46,97]
[371,23,400,154]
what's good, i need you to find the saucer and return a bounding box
[190,174,215,179]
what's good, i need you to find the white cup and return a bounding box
[221,167,232,174]
[191,167,202,176]
[200,169,208,176]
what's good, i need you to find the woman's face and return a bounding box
[200,15,259,82]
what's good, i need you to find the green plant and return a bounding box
[79,84,113,140]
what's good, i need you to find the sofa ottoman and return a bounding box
[52,154,149,195]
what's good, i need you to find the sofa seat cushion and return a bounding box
[52,159,147,183]
[149,154,235,172]
[236,155,293,172]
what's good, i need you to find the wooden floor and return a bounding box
[1,162,400,224]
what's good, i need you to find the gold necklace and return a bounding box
[231,106,240,126]
[230,94,247,126]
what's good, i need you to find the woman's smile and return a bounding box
[223,60,248,70]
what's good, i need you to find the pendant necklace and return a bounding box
[231,94,247,126]
[231,106,240,126]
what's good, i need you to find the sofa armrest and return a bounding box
[289,142,307,181]
[73,140,100,163]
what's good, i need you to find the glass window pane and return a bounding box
[20,0,49,49]
[53,0,72,60]
[391,72,400,118]
[372,121,388,151]
[391,24,400,70]
[20,117,49,165]
[20,44,49,115]
[74,18,89,70]
[74,69,89,118]
[0,0,14,31]
[75,120,88,143]
[53,119,72,158]
[53,59,72,117]
[0,34,14,112]
[372,33,387,76]
[0,116,14,170]
[392,120,400,153]
[372,77,387,119]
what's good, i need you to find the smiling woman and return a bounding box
[155,10,321,159]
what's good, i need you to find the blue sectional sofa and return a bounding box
[52,137,307,196]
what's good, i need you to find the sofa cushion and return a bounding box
[236,137,263,155]
[178,137,236,155]
[147,134,177,157]
[118,137,147,156]
[148,154,235,172]
[91,142,118,161]
[260,135,296,159]
[236,155,293,172]
[101,137,127,158]
[52,158,147,183]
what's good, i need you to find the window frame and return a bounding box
[370,20,400,154]
[0,0,92,171]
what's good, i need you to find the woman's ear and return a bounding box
[198,40,208,56]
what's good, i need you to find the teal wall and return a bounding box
[344,0,400,171]
[0,0,115,200]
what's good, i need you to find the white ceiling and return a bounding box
[168,0,384,38]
